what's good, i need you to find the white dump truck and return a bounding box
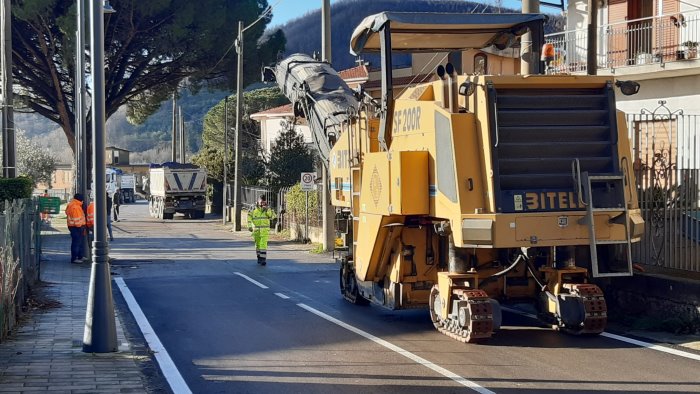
[120,174,136,203]
[148,163,207,219]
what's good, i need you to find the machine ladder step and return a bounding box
[578,171,633,278]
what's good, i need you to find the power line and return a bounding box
[207,0,284,75]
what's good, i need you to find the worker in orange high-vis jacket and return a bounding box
[87,195,114,243]
[65,193,87,263]
[86,201,95,245]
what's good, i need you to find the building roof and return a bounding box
[338,64,369,80]
[250,103,294,120]
[363,73,435,90]
[106,146,130,152]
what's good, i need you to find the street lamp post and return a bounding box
[76,0,90,260]
[223,96,228,225]
[233,21,243,231]
[83,0,117,354]
[321,0,334,252]
[1,0,15,178]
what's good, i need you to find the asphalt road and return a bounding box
[110,201,700,394]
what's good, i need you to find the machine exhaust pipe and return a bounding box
[446,63,458,113]
[436,65,449,110]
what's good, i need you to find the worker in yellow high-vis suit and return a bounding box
[248,195,276,266]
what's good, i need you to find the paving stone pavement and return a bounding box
[0,226,153,393]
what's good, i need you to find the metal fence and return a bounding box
[0,199,42,341]
[237,186,276,212]
[627,103,700,273]
[546,10,700,73]
[277,185,323,231]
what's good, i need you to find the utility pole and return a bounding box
[1,0,15,178]
[75,0,90,260]
[223,97,228,225]
[587,0,598,75]
[179,106,185,163]
[83,0,117,354]
[321,0,334,251]
[231,7,272,231]
[520,0,540,75]
[171,92,177,162]
[233,21,243,231]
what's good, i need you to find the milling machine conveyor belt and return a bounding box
[269,53,359,166]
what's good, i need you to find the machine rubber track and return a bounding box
[562,283,607,335]
[430,287,494,343]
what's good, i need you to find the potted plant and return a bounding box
[683,40,698,59]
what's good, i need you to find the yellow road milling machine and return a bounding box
[265,12,644,342]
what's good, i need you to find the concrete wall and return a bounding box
[616,74,700,114]
[289,222,324,243]
[606,273,700,333]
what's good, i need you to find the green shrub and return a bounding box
[285,183,319,220]
[0,177,34,201]
[310,243,325,254]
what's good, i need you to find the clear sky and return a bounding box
[269,0,563,27]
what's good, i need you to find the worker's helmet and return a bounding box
[74,193,84,201]
[258,195,268,207]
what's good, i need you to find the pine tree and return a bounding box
[267,123,314,192]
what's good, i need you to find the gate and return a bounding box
[627,101,700,273]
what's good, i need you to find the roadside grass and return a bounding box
[310,243,325,254]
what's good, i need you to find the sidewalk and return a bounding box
[0,226,154,393]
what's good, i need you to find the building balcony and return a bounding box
[546,10,700,79]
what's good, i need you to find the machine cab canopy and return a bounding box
[350,12,546,55]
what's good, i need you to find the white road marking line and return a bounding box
[502,305,700,362]
[275,293,290,299]
[234,272,269,289]
[114,277,192,394]
[600,332,700,362]
[297,303,495,394]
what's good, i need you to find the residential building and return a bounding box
[106,146,130,165]
[548,0,700,273]
[250,104,313,156]
[550,0,700,113]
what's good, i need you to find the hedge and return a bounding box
[285,183,319,219]
[0,177,34,201]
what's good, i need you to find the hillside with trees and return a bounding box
[12,0,284,164]
[279,0,565,70]
[19,0,565,165]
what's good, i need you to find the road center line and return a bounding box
[114,278,192,394]
[297,303,495,394]
[501,306,700,362]
[274,292,290,299]
[234,272,269,289]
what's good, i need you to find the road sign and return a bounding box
[300,172,316,191]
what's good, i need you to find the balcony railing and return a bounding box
[545,10,700,74]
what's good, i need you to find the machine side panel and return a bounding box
[390,151,429,215]
[359,153,392,215]
[354,213,403,281]
[329,131,352,208]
